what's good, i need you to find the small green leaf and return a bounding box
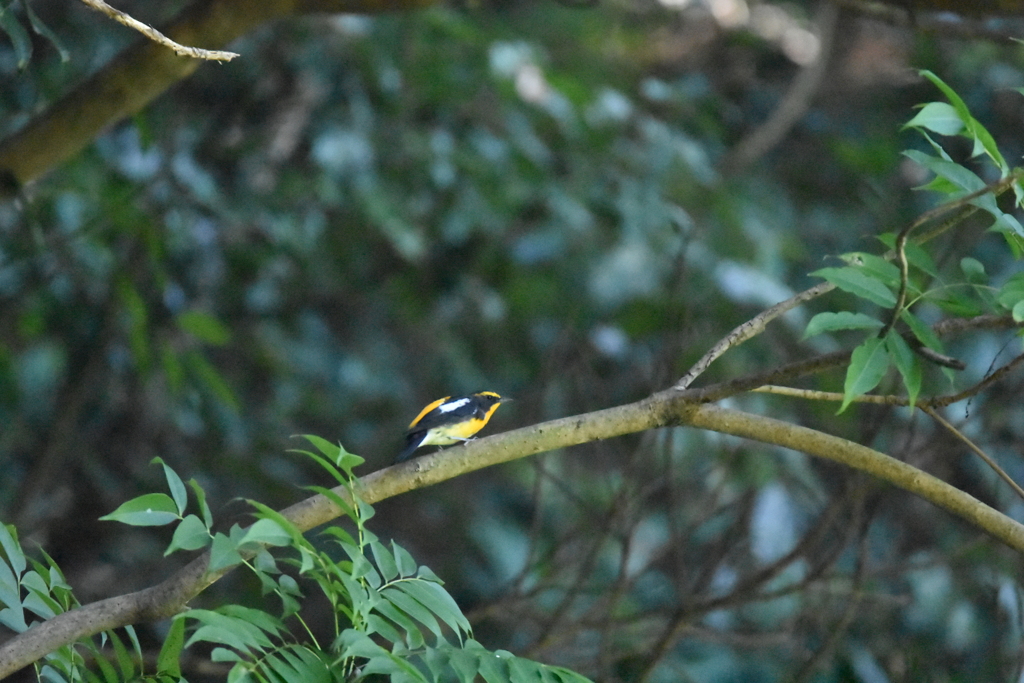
[100,494,179,527]
[366,614,404,644]
[933,292,985,317]
[876,234,939,278]
[885,330,921,409]
[903,150,986,195]
[0,607,27,632]
[177,311,231,346]
[208,533,244,572]
[157,618,185,676]
[382,586,444,640]
[166,515,211,555]
[219,605,285,637]
[904,102,963,136]
[448,646,480,683]
[810,267,896,308]
[108,630,135,681]
[901,310,944,353]
[396,580,472,637]
[210,647,243,663]
[839,336,890,414]
[1013,300,1024,323]
[298,434,342,460]
[803,312,882,339]
[93,647,118,683]
[152,457,188,516]
[183,608,276,652]
[997,273,1024,310]
[237,519,292,549]
[960,257,986,283]
[370,541,399,582]
[0,524,26,576]
[374,598,426,649]
[919,70,973,129]
[394,542,418,577]
[839,252,901,288]
[188,479,214,529]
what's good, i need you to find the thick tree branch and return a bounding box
[0,0,438,198]
[3,387,1024,678]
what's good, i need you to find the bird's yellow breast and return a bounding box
[419,418,487,446]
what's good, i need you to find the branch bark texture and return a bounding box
[0,0,437,196]
[2,388,1023,678]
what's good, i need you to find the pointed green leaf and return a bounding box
[99,494,179,527]
[901,310,943,353]
[166,515,211,555]
[810,267,896,308]
[885,330,921,409]
[904,102,963,136]
[108,629,135,681]
[237,518,291,549]
[960,257,986,283]
[152,458,188,516]
[188,479,214,529]
[393,542,418,577]
[803,312,882,339]
[840,252,902,287]
[370,541,399,582]
[157,617,185,677]
[382,586,444,640]
[208,532,244,572]
[0,524,26,576]
[839,336,889,414]
[396,579,471,637]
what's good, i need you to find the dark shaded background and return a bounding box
[3,0,1024,680]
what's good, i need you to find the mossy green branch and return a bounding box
[2,386,1023,679]
[0,0,439,197]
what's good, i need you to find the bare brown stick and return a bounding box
[78,0,239,61]
[674,281,835,390]
[923,405,1024,503]
[929,350,1024,408]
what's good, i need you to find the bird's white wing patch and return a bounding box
[438,397,471,413]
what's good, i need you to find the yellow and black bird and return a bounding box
[395,391,510,463]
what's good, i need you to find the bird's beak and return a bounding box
[499,396,513,403]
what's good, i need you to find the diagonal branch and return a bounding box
[674,281,836,390]
[0,0,440,197]
[2,389,1024,678]
[78,0,239,61]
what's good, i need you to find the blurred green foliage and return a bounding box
[2,0,1024,681]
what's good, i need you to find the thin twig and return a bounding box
[753,379,1024,504]
[929,351,1024,408]
[675,281,835,390]
[922,405,1024,503]
[751,385,908,405]
[753,346,1024,410]
[78,0,239,61]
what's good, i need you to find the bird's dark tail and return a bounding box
[394,433,423,463]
